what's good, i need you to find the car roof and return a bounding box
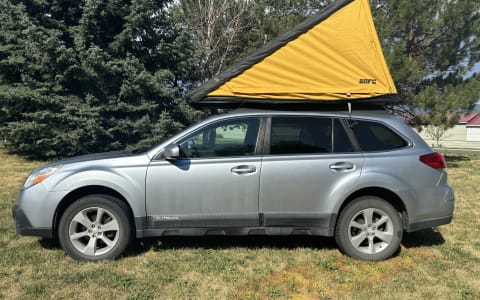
[223,108,396,120]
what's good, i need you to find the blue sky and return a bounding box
[465,61,480,78]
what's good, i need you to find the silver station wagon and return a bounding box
[13,109,454,261]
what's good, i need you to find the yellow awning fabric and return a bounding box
[188,0,397,104]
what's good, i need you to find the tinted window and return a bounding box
[179,118,260,158]
[270,117,333,155]
[351,120,408,151]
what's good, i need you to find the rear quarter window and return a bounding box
[351,120,408,151]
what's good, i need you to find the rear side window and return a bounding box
[351,120,408,151]
[333,119,354,153]
[271,117,331,154]
[270,117,354,155]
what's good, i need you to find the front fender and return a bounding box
[44,167,147,218]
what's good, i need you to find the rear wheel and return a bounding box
[58,195,132,261]
[335,196,403,261]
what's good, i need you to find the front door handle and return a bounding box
[231,165,257,175]
[329,162,355,172]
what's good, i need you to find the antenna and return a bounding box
[347,102,357,128]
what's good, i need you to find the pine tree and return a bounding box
[372,0,480,127]
[0,0,197,159]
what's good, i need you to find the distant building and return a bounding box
[464,113,480,142]
[413,113,480,146]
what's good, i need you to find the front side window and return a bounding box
[178,118,260,158]
[351,120,408,151]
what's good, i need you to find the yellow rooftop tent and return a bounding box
[187,0,397,106]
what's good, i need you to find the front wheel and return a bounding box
[335,196,403,261]
[58,195,133,261]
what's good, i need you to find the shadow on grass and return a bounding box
[444,155,471,168]
[38,230,445,259]
[37,235,337,259]
[126,236,337,257]
[38,238,61,250]
[402,228,445,248]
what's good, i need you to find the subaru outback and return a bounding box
[13,109,454,261]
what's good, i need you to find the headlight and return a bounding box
[23,165,62,189]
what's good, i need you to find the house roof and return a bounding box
[403,112,480,126]
[449,113,480,126]
[186,0,397,106]
[459,113,480,124]
[467,114,480,126]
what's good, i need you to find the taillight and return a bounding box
[419,152,447,170]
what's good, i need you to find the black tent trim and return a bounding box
[193,95,399,110]
[186,0,354,105]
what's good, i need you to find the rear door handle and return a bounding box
[329,162,355,171]
[231,165,257,175]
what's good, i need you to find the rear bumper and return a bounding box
[12,205,53,238]
[406,180,455,232]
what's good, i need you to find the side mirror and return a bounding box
[162,144,181,160]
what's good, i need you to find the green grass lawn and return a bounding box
[1,149,479,299]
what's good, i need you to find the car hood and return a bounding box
[36,150,142,171]
[60,150,137,164]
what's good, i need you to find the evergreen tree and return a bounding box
[371,0,480,127]
[2,0,479,160]
[0,0,198,159]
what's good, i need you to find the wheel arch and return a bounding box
[53,186,136,238]
[336,187,408,230]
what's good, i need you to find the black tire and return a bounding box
[58,195,133,261]
[335,196,403,261]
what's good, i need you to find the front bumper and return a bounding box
[12,183,68,239]
[12,205,54,238]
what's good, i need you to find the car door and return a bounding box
[145,116,264,229]
[259,116,364,229]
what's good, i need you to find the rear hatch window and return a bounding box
[351,120,408,151]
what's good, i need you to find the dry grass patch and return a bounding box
[0,149,479,299]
